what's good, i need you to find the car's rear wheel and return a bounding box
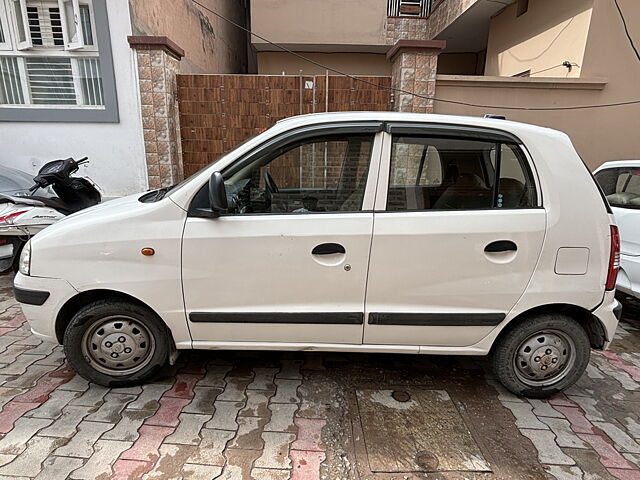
[491,313,591,398]
[64,299,170,387]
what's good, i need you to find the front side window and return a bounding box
[595,167,640,209]
[0,0,103,108]
[387,135,537,211]
[223,134,374,215]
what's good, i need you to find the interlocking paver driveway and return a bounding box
[0,273,639,479]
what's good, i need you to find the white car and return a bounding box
[14,112,620,398]
[594,160,640,299]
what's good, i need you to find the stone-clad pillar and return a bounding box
[128,36,185,189]
[387,40,446,113]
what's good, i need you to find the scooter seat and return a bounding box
[22,196,72,215]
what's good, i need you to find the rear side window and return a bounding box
[595,167,640,209]
[387,135,537,211]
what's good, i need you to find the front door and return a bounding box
[182,126,383,345]
[364,127,546,347]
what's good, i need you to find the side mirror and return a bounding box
[209,171,228,217]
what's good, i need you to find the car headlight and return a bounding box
[19,240,31,276]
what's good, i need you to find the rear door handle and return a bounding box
[485,240,517,253]
[312,243,346,255]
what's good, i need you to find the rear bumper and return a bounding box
[592,290,621,350]
[13,273,78,343]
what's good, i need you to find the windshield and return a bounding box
[0,165,53,197]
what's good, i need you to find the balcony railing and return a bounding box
[387,0,433,17]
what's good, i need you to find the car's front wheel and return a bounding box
[64,299,170,387]
[491,313,591,398]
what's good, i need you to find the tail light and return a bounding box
[606,225,620,291]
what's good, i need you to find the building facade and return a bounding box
[0,0,248,196]
[251,0,640,169]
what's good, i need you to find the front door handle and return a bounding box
[312,243,346,255]
[485,240,517,253]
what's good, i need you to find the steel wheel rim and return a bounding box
[513,329,576,387]
[81,315,155,376]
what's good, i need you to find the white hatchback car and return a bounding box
[594,160,640,298]
[14,112,620,397]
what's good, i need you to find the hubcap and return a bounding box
[513,329,576,387]
[81,316,155,376]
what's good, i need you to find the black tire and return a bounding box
[490,313,591,398]
[63,299,170,387]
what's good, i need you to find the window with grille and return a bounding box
[0,0,103,108]
[387,0,432,17]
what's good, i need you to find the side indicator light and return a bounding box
[141,248,155,256]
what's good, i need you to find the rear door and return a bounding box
[364,124,546,347]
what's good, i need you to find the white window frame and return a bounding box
[10,0,31,50]
[0,1,13,50]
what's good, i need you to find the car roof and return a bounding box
[274,111,568,142]
[595,159,640,171]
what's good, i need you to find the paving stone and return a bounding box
[248,368,278,391]
[568,396,606,422]
[57,374,90,392]
[577,433,637,469]
[164,413,209,445]
[2,364,51,389]
[271,379,301,404]
[102,408,156,442]
[601,351,640,382]
[254,432,296,469]
[26,341,58,356]
[0,353,45,375]
[240,390,272,418]
[276,360,303,380]
[251,467,291,480]
[217,377,251,402]
[264,403,298,433]
[0,401,40,433]
[26,389,80,419]
[539,417,590,449]
[528,399,565,418]
[290,449,326,480]
[111,385,143,395]
[183,386,221,415]
[0,435,66,477]
[592,356,639,391]
[34,455,84,480]
[141,443,197,479]
[186,429,234,466]
[553,406,597,434]
[111,458,153,480]
[85,392,137,423]
[502,401,549,430]
[11,363,75,403]
[70,383,109,407]
[39,405,93,438]
[520,429,575,465]
[144,396,190,427]
[564,448,618,480]
[546,465,585,479]
[34,349,66,366]
[121,424,175,462]
[218,448,261,480]
[0,387,24,409]
[205,400,243,431]
[291,417,326,451]
[198,365,231,388]
[69,439,133,480]
[624,417,640,439]
[624,453,640,468]
[183,463,224,479]
[164,373,202,399]
[229,416,268,450]
[128,384,171,411]
[54,420,114,458]
[0,417,53,454]
[593,421,640,454]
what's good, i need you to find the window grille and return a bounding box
[387,0,431,17]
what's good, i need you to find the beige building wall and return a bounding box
[129,0,248,74]
[257,52,392,76]
[437,52,485,75]
[435,0,640,170]
[485,0,594,78]
[250,0,387,49]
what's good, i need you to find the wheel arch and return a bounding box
[497,303,607,351]
[55,289,174,345]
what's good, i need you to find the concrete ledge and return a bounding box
[127,35,185,60]
[387,40,447,60]
[436,75,608,90]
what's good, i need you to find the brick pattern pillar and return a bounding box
[387,40,446,113]
[128,36,185,189]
